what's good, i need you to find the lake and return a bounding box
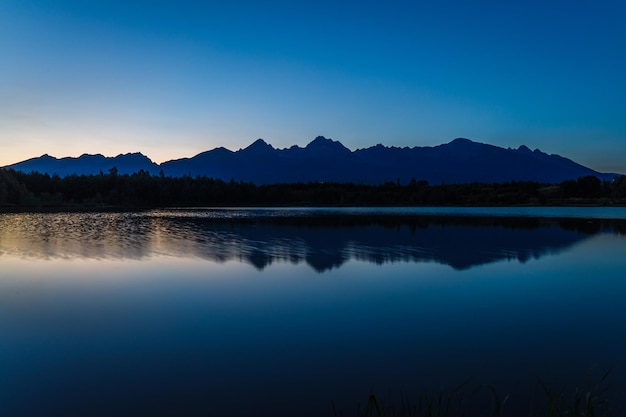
[1,207,626,416]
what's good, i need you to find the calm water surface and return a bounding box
[1,208,626,416]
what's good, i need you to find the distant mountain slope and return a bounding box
[351,138,615,184]
[159,136,617,184]
[4,137,618,184]
[7,152,160,177]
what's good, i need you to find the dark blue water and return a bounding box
[1,209,626,416]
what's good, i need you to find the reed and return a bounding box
[333,372,617,417]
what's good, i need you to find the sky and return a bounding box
[1,0,625,173]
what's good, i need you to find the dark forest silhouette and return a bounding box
[1,167,625,209]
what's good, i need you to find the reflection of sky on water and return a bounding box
[1,210,626,416]
[1,210,621,271]
[1,235,626,417]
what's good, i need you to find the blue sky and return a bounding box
[2,0,625,173]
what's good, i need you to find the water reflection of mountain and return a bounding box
[0,212,623,271]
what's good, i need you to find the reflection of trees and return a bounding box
[166,215,622,271]
[0,212,624,271]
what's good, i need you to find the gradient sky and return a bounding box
[2,0,625,173]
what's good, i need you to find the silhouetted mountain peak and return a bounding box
[251,138,269,147]
[440,138,481,153]
[115,152,154,163]
[517,145,532,153]
[243,138,274,153]
[192,147,234,160]
[305,136,351,154]
[77,153,105,159]
[449,137,473,145]
[118,151,146,157]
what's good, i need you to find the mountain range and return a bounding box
[4,137,618,184]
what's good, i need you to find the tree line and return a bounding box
[1,167,625,209]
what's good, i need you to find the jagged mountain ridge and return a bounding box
[7,152,160,177]
[4,137,618,184]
